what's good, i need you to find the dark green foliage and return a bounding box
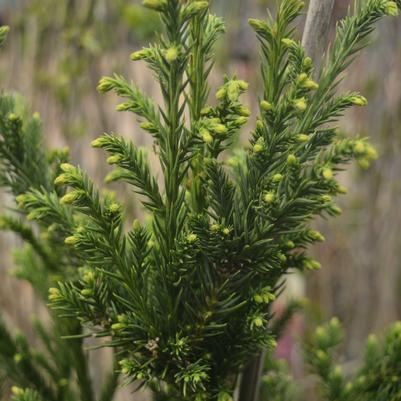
[0,1,400,401]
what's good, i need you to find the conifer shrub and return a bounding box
[0,1,400,401]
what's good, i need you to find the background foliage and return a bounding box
[0,1,401,401]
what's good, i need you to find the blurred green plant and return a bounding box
[0,1,400,401]
[308,318,401,400]
[0,26,120,401]
[260,319,401,401]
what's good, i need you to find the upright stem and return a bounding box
[238,352,266,401]
[238,4,336,401]
[302,0,335,74]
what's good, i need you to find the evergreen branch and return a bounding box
[205,160,235,223]
[92,133,164,212]
[0,215,57,272]
[97,74,161,129]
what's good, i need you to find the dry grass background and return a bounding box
[0,0,401,398]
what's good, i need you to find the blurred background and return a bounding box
[0,0,400,399]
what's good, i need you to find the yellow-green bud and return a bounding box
[302,79,319,90]
[54,174,67,186]
[256,119,264,130]
[253,138,265,153]
[142,0,167,11]
[353,140,366,154]
[321,194,332,202]
[60,191,81,205]
[281,38,296,48]
[297,73,308,83]
[322,168,333,180]
[344,382,354,393]
[16,194,26,206]
[366,145,378,160]
[303,57,312,68]
[260,100,273,111]
[165,47,179,63]
[8,113,19,122]
[279,253,287,262]
[116,102,131,112]
[235,116,248,126]
[91,137,104,148]
[287,154,297,165]
[200,107,212,115]
[293,97,307,112]
[216,87,226,100]
[238,106,251,117]
[358,158,370,169]
[263,192,275,204]
[58,378,69,387]
[385,1,399,16]
[83,271,95,284]
[121,366,130,375]
[304,259,321,270]
[97,77,114,93]
[316,349,327,361]
[130,48,152,61]
[272,173,283,182]
[261,288,275,303]
[0,25,10,46]
[213,124,228,135]
[81,289,94,297]
[11,386,24,396]
[252,317,264,328]
[296,133,309,142]
[140,121,154,131]
[111,322,126,331]
[132,219,141,231]
[350,95,368,106]
[248,18,268,32]
[107,155,122,165]
[65,236,78,245]
[227,81,240,101]
[332,365,343,379]
[211,224,220,232]
[222,227,230,236]
[253,143,264,153]
[201,130,213,144]
[27,211,39,221]
[235,117,248,125]
[117,314,127,323]
[310,230,325,242]
[253,294,264,304]
[286,240,295,249]
[109,203,120,213]
[60,163,75,172]
[185,1,209,15]
[48,287,61,301]
[187,233,198,243]
[238,80,249,91]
